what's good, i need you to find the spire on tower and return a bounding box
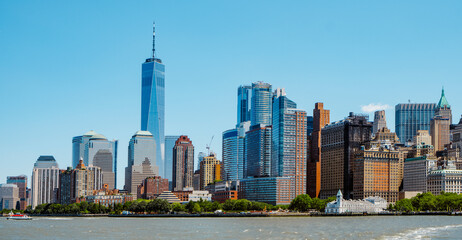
[152,22,156,58]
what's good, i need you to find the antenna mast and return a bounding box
[152,22,156,59]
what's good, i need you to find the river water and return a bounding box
[1,216,462,239]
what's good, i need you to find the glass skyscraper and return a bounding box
[72,131,118,189]
[164,135,180,181]
[222,121,250,181]
[237,85,252,125]
[141,27,165,177]
[251,82,272,126]
[395,103,436,144]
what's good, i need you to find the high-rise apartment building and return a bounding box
[245,124,272,178]
[250,82,272,126]
[124,131,159,194]
[72,130,118,189]
[31,156,60,208]
[6,175,27,210]
[272,89,307,197]
[307,103,330,198]
[141,24,165,178]
[199,153,221,190]
[59,160,102,205]
[172,136,194,191]
[237,85,252,125]
[395,103,436,144]
[320,113,372,199]
[372,110,387,135]
[165,135,180,181]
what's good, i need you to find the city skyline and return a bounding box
[1,1,462,187]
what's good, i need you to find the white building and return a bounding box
[325,190,387,214]
[427,168,462,195]
[31,156,60,208]
[188,191,212,202]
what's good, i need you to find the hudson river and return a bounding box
[2,216,462,239]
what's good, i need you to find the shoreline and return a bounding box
[4,211,462,218]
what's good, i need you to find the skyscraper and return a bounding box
[31,155,60,208]
[59,160,102,204]
[222,121,250,181]
[372,110,387,135]
[245,124,272,178]
[199,153,221,190]
[124,131,158,194]
[141,24,165,178]
[320,113,372,199]
[165,135,180,182]
[307,102,330,198]
[431,89,452,151]
[251,82,272,126]
[73,131,118,189]
[395,103,436,144]
[237,85,252,125]
[172,136,194,191]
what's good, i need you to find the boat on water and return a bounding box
[6,211,32,220]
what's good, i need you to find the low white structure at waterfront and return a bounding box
[325,190,387,214]
[189,191,212,202]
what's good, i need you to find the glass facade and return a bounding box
[245,124,272,178]
[395,104,436,144]
[164,135,180,181]
[251,82,272,126]
[237,85,251,125]
[141,58,165,178]
[222,121,250,181]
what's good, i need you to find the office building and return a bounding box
[245,124,272,178]
[172,136,194,191]
[251,81,272,126]
[239,177,293,205]
[307,116,314,137]
[414,130,432,146]
[237,85,252,125]
[165,135,180,181]
[395,103,436,144]
[141,24,166,177]
[197,152,206,171]
[403,155,437,192]
[137,176,169,199]
[6,175,27,210]
[73,130,118,189]
[320,113,372,199]
[431,89,452,151]
[31,155,60,208]
[307,102,330,198]
[199,153,221,190]
[452,115,462,150]
[372,110,387,135]
[0,184,20,210]
[222,121,250,181]
[272,89,307,197]
[124,131,159,194]
[427,168,462,195]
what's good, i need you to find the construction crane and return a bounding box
[206,135,214,156]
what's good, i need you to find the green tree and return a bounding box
[147,199,170,213]
[192,203,201,213]
[289,194,312,212]
[171,203,186,212]
[222,200,235,211]
[394,199,414,212]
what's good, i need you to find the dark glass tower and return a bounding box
[141,24,165,177]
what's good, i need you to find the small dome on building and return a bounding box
[133,130,153,137]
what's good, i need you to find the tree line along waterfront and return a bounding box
[390,192,462,212]
[5,192,462,216]
[2,195,336,215]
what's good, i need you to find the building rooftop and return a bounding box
[37,155,56,161]
[437,88,451,109]
[133,130,153,137]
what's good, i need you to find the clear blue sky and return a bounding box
[1,1,461,188]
